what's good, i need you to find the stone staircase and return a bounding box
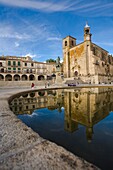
[63,77,86,85]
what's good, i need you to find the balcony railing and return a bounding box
[0,70,49,75]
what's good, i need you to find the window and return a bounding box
[8,61,11,66]
[65,41,67,46]
[25,63,27,66]
[102,53,105,61]
[72,41,74,46]
[18,68,21,72]
[85,29,89,34]
[31,63,34,66]
[13,61,16,66]
[18,61,20,66]
[0,62,2,67]
[1,68,4,72]
[75,71,78,76]
[96,60,99,65]
[8,68,11,72]
[108,56,111,64]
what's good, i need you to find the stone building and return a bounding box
[63,23,113,84]
[0,55,56,81]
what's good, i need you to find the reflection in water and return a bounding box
[10,88,113,142]
[9,88,113,170]
[64,88,113,142]
[10,89,63,115]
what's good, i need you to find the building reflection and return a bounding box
[64,88,113,142]
[9,87,113,142]
[9,89,64,115]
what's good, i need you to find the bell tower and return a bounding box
[84,22,92,41]
[63,36,76,78]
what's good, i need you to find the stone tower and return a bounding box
[55,57,62,83]
[84,23,94,77]
[84,22,92,41]
[63,36,76,78]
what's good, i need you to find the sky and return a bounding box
[0,0,113,62]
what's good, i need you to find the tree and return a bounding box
[46,58,56,63]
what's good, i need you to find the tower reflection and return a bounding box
[64,88,113,142]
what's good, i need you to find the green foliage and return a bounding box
[46,58,56,63]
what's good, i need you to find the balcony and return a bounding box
[0,69,47,74]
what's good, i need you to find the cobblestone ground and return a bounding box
[0,86,100,170]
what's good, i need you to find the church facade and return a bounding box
[63,23,113,84]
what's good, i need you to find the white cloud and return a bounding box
[47,37,62,41]
[24,53,42,60]
[0,0,83,12]
[0,24,30,40]
[15,42,20,47]
[0,0,112,16]
[25,53,36,58]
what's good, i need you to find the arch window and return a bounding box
[18,61,21,66]
[85,29,89,34]
[13,61,16,66]
[8,61,11,66]
[75,71,78,76]
[0,62,2,67]
[65,41,67,46]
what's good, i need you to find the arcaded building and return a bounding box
[63,23,113,84]
[0,56,56,81]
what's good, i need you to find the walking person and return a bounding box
[45,82,47,88]
[47,81,50,87]
[31,83,35,89]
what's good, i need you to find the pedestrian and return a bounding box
[45,82,47,88]
[31,83,34,89]
[47,81,50,87]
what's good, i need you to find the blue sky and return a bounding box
[0,0,113,62]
